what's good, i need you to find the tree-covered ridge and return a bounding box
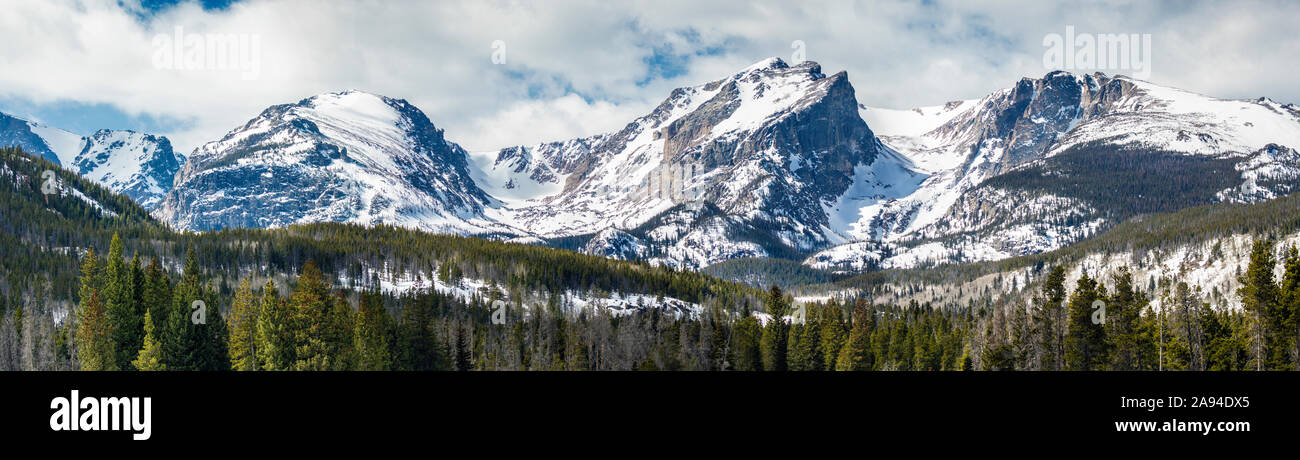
[4,145,1300,371]
[703,257,844,289]
[0,146,764,370]
[41,237,1300,371]
[981,142,1242,218]
[830,184,1300,295]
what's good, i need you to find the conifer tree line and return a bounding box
[971,238,1300,371]
[4,236,1291,371]
[4,147,1300,371]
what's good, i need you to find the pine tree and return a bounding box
[397,290,448,371]
[227,278,259,371]
[730,316,762,371]
[255,280,295,370]
[78,246,102,312]
[1238,238,1283,370]
[1280,246,1300,368]
[788,310,822,371]
[132,308,165,371]
[835,303,874,371]
[353,290,393,371]
[786,322,805,371]
[105,234,141,370]
[141,257,170,334]
[163,246,227,370]
[291,260,352,370]
[760,286,788,371]
[818,303,846,370]
[454,323,473,371]
[1107,268,1148,370]
[1065,273,1107,370]
[75,291,116,371]
[1172,282,1206,370]
[1035,266,1067,370]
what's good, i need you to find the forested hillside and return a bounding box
[3,144,1299,371]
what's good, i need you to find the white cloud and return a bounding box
[2,0,1298,155]
[456,94,647,152]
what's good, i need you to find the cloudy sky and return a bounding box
[2,0,1297,155]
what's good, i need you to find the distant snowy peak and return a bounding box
[1047,77,1300,157]
[479,57,894,267]
[160,90,506,233]
[0,111,85,166]
[811,70,1300,273]
[73,129,182,210]
[0,112,181,209]
[890,70,1300,165]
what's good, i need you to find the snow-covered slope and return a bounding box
[0,111,85,166]
[71,130,182,210]
[477,58,917,267]
[1,112,182,209]
[159,90,512,233]
[808,71,1300,273]
[153,65,1300,274]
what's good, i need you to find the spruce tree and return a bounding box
[255,280,295,370]
[835,303,875,371]
[730,316,762,371]
[291,260,352,370]
[760,286,788,371]
[1065,273,1107,370]
[1107,268,1148,370]
[818,303,846,370]
[1238,238,1282,370]
[75,291,116,371]
[397,290,448,371]
[163,246,227,370]
[132,308,165,371]
[105,235,142,370]
[1035,266,1067,370]
[227,278,259,371]
[1280,246,1300,368]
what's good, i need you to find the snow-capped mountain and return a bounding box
[154,61,1300,275]
[0,111,84,166]
[163,58,914,268]
[157,90,508,233]
[476,58,919,267]
[807,71,1300,272]
[0,111,182,209]
[72,130,182,210]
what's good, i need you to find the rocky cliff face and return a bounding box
[73,130,182,210]
[480,58,914,267]
[809,71,1300,273]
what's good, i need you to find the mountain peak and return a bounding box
[160,87,502,233]
[742,57,789,73]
